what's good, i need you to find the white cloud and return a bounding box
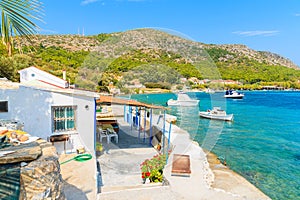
[81,0,101,6]
[232,30,279,37]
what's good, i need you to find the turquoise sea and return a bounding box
[130,91,300,200]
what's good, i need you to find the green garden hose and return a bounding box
[60,153,92,165]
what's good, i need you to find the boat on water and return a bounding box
[205,88,215,94]
[199,107,233,121]
[224,90,244,99]
[167,92,199,106]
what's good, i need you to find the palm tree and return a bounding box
[0,0,42,56]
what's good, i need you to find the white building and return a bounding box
[0,67,99,155]
[19,66,69,88]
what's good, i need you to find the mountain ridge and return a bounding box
[3,28,298,91]
[19,28,299,70]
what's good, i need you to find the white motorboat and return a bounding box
[224,90,244,99]
[167,92,199,106]
[199,107,233,121]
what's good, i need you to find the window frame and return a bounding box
[0,101,8,113]
[52,105,77,133]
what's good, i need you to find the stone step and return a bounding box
[100,182,164,193]
[97,185,181,200]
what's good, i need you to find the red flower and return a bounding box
[145,172,150,177]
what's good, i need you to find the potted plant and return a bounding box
[140,154,166,183]
[96,142,103,156]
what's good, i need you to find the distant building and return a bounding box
[125,79,145,89]
[180,78,187,83]
[262,86,284,90]
[188,77,202,85]
[210,79,242,85]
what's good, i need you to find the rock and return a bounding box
[19,139,65,200]
[0,141,42,164]
[0,139,65,200]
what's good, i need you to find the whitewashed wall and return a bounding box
[51,91,96,153]
[0,86,96,154]
[19,67,68,88]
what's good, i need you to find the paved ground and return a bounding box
[59,153,97,200]
[59,114,270,200]
[97,116,270,200]
[97,118,158,191]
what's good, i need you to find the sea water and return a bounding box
[131,91,300,200]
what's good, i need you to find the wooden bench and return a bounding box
[49,134,69,153]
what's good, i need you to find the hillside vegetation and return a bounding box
[1,28,299,90]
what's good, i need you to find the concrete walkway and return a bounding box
[163,124,270,200]
[96,116,270,200]
[97,117,165,199]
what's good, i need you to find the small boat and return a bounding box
[224,90,244,99]
[205,88,215,94]
[199,107,233,121]
[167,92,199,106]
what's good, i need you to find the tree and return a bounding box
[0,56,16,81]
[0,0,42,56]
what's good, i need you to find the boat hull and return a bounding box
[224,90,244,99]
[167,100,199,106]
[224,94,244,99]
[199,112,233,121]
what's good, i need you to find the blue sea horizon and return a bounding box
[130,91,300,200]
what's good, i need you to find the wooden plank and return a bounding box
[171,154,191,177]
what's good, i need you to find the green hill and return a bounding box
[1,28,300,90]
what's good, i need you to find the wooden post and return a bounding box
[124,105,126,122]
[143,108,147,143]
[162,110,166,154]
[137,106,140,140]
[129,106,132,130]
[149,108,153,147]
[166,122,172,162]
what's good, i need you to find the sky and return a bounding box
[40,0,300,66]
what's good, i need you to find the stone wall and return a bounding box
[19,140,65,200]
[0,139,65,200]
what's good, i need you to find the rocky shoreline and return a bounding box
[205,150,270,199]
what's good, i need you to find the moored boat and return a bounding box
[224,90,244,99]
[199,107,233,121]
[167,92,199,106]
